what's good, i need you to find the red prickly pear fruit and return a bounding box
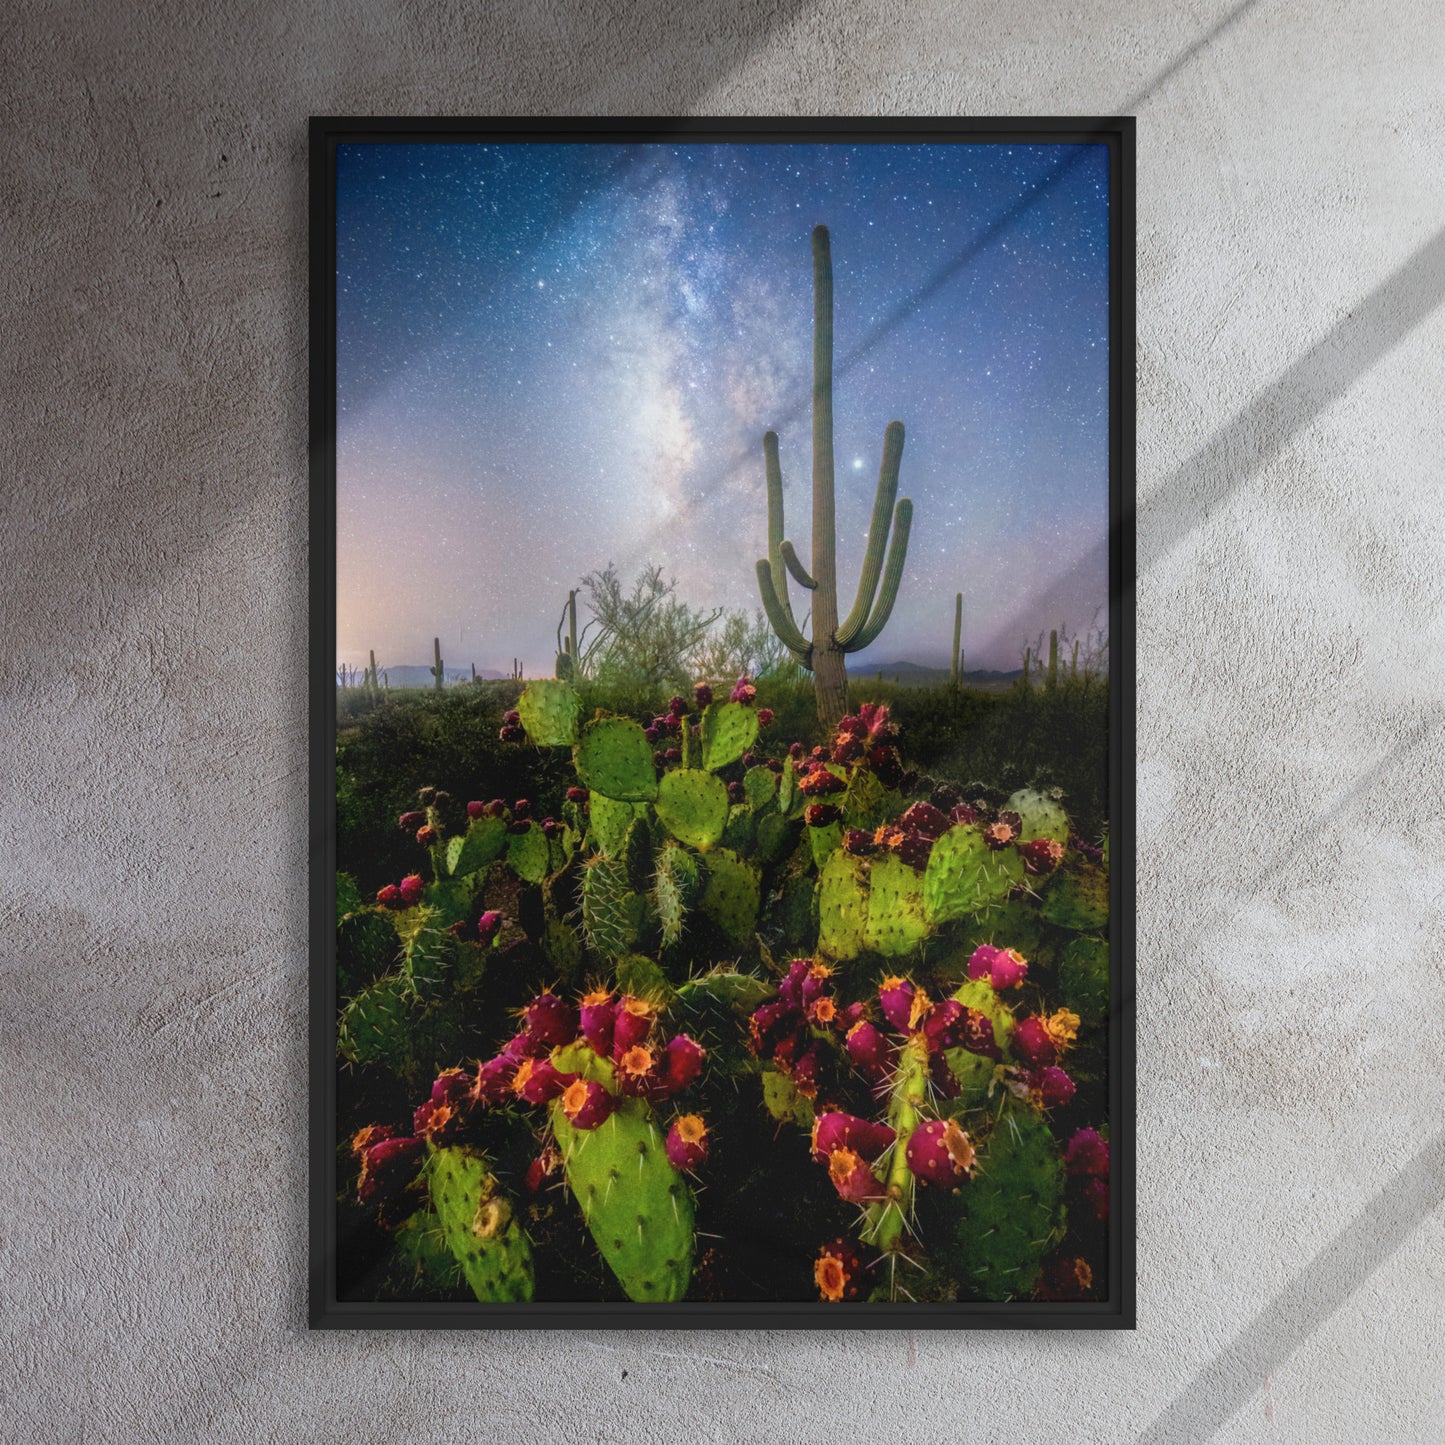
[613,1043,659,1096]
[806,995,838,1028]
[757,707,774,727]
[983,820,1015,850]
[502,710,521,726]
[477,910,503,945]
[842,828,876,856]
[845,1019,893,1078]
[511,1057,574,1106]
[416,824,438,847]
[398,810,426,829]
[666,1114,709,1170]
[797,767,845,796]
[748,999,796,1057]
[778,958,812,1008]
[950,802,979,825]
[357,1135,424,1204]
[832,733,865,765]
[612,995,656,1053]
[694,682,713,708]
[958,1007,1001,1060]
[558,1077,615,1131]
[805,803,840,826]
[896,832,934,870]
[662,1034,707,1093]
[500,1030,550,1061]
[668,695,687,716]
[814,1235,868,1302]
[566,786,588,804]
[485,799,507,817]
[521,992,577,1048]
[1083,1176,1110,1223]
[1038,1253,1097,1301]
[922,998,967,1052]
[905,1117,977,1187]
[826,1147,885,1203]
[729,781,747,805]
[979,945,1029,990]
[928,1049,962,1099]
[877,976,917,1033]
[430,1068,473,1107]
[1020,837,1065,875]
[730,676,756,705]
[898,801,950,840]
[791,1047,820,1098]
[466,800,486,819]
[788,741,805,761]
[645,727,661,745]
[836,1000,866,1031]
[498,724,524,742]
[412,1096,464,1142]
[800,961,833,1006]
[347,1123,395,1160]
[1013,1016,1058,1068]
[663,747,681,763]
[579,989,617,1055]
[810,1110,896,1164]
[511,800,531,821]
[471,1054,519,1105]
[1065,1128,1110,1178]
[1033,1065,1076,1110]
[375,884,401,907]
[397,874,425,907]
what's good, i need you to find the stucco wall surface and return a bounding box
[3,1,1443,1441]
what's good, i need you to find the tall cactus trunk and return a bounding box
[951,592,962,690]
[431,637,444,691]
[1047,629,1059,691]
[754,226,913,733]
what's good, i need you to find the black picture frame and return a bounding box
[309,115,1135,1330]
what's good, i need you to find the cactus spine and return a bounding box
[755,226,913,730]
[430,637,444,691]
[951,593,963,690]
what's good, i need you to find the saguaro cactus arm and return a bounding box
[756,559,813,664]
[841,497,913,652]
[836,421,907,646]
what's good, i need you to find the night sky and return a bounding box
[335,141,1110,676]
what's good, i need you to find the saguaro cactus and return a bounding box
[430,637,445,691]
[755,226,913,729]
[951,593,963,690]
[1047,629,1059,691]
[556,590,579,680]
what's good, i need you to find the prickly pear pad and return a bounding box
[426,1146,536,1303]
[445,815,507,877]
[923,824,1025,926]
[654,768,729,851]
[1058,935,1109,1024]
[588,793,648,857]
[699,848,760,944]
[699,700,758,771]
[575,717,658,802]
[516,679,582,747]
[1041,860,1109,932]
[549,1045,695,1303]
[817,850,868,960]
[506,825,550,884]
[581,856,646,961]
[1005,788,1070,845]
[862,853,929,958]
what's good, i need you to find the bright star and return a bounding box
[852,457,864,470]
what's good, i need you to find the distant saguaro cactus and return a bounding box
[951,592,963,690]
[754,226,913,729]
[556,589,579,679]
[1047,629,1059,691]
[430,637,445,691]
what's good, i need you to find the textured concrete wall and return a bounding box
[3,1,1443,1440]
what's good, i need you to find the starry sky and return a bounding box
[334,140,1110,675]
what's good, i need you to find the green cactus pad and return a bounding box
[653,768,729,851]
[721,803,756,855]
[699,848,760,944]
[863,853,930,958]
[772,867,819,950]
[506,824,551,885]
[742,766,779,812]
[1058,935,1109,1025]
[426,1146,536,1303]
[387,1210,465,1296]
[336,909,398,995]
[754,811,800,867]
[336,872,363,925]
[622,815,654,891]
[816,850,868,960]
[1006,788,1071,845]
[923,825,1025,925]
[543,912,584,977]
[807,819,842,868]
[671,970,772,1019]
[1040,861,1109,932]
[778,759,802,817]
[336,969,414,1068]
[575,717,658,802]
[841,767,895,830]
[615,953,675,1005]
[414,879,473,935]
[516,679,581,747]
[446,815,508,877]
[947,1107,1063,1301]
[549,1082,695,1303]
[652,840,700,949]
[581,856,645,961]
[403,925,456,1001]
[761,1068,815,1129]
[588,793,647,857]
[699,701,758,771]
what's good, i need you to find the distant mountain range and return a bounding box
[849,660,1022,687]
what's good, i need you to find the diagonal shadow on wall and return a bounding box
[1136,1128,1445,1444]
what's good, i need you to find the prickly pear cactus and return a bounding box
[517,679,582,746]
[654,768,728,851]
[581,855,646,960]
[699,700,758,771]
[575,717,658,801]
[1041,861,1109,932]
[653,840,701,948]
[862,852,929,958]
[589,793,647,857]
[1058,935,1109,1024]
[1006,788,1070,845]
[446,815,507,877]
[506,824,550,884]
[699,848,760,944]
[816,850,867,960]
[923,825,1024,926]
[426,1146,535,1303]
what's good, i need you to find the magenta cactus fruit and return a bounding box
[877,975,920,1034]
[578,989,617,1056]
[397,874,425,907]
[1083,1176,1110,1223]
[565,786,588,804]
[814,1235,868,1302]
[905,1117,977,1188]
[1033,1065,1076,1110]
[662,1034,707,1093]
[845,1019,892,1078]
[831,732,865,765]
[949,801,979,825]
[1020,837,1065,875]
[797,767,845,796]
[895,831,935,870]
[791,1047,820,1098]
[613,1043,660,1096]
[398,810,425,829]
[958,1007,1001,1060]
[898,801,950,839]
[612,995,656,1053]
[826,1147,884,1203]
[666,1114,710,1170]
[502,709,521,726]
[472,1053,519,1105]
[511,1057,574,1106]
[983,819,1016,850]
[356,1135,424,1204]
[416,824,438,847]
[1065,1127,1110,1178]
[809,1111,896,1164]
[928,1049,962,1099]
[668,695,687,716]
[523,1145,562,1192]
[500,1029,549,1061]
[694,681,713,708]
[842,828,876,856]
[757,707,774,727]
[1012,1016,1058,1068]
[430,1068,473,1106]
[476,909,503,946]
[558,1077,614,1131]
[730,676,756,705]
[968,944,1029,990]
[466,799,486,819]
[498,723,524,742]
[804,802,840,828]
[922,998,968,1051]
[748,999,796,1057]
[521,992,577,1049]
[375,884,400,907]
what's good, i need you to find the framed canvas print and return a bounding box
[309,116,1134,1328]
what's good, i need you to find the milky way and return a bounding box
[334,140,1110,675]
